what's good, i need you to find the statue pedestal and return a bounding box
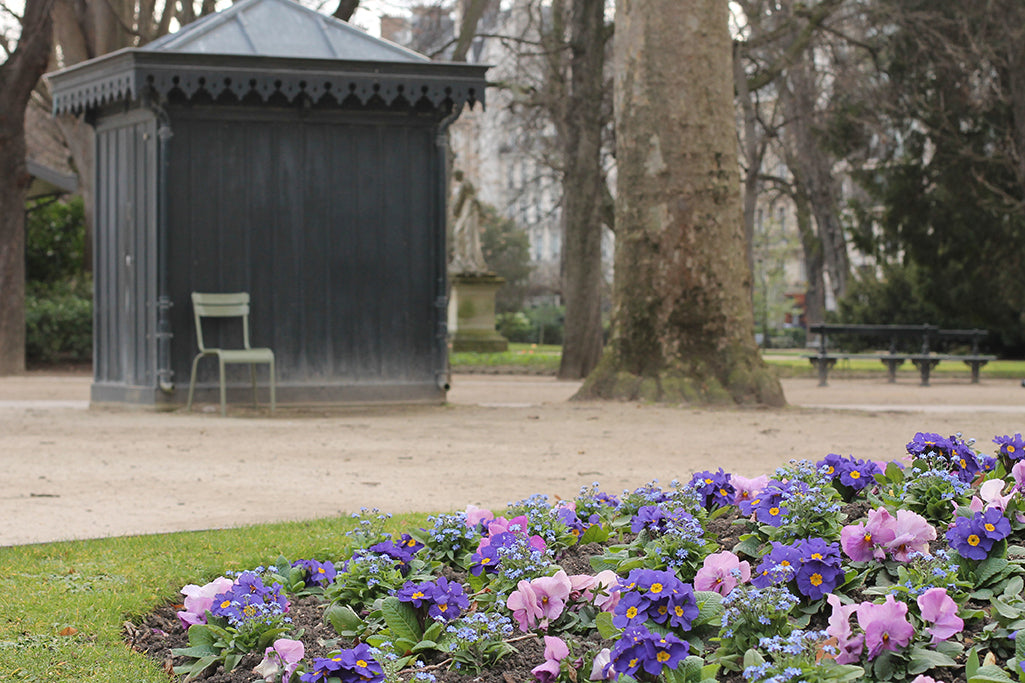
[448,274,509,352]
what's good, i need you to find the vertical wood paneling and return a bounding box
[161,105,443,395]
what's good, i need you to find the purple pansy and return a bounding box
[994,434,1025,461]
[751,541,801,588]
[606,623,689,678]
[292,559,337,588]
[689,468,735,508]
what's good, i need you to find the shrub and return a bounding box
[25,278,92,364]
[26,196,86,285]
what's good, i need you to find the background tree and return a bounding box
[480,202,532,312]
[0,0,55,374]
[557,0,608,379]
[579,0,784,405]
[472,0,613,378]
[732,0,859,327]
[837,0,1025,354]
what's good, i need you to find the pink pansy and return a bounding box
[465,505,494,528]
[731,474,768,502]
[917,587,963,644]
[589,648,615,680]
[531,635,570,682]
[253,638,305,682]
[507,571,572,631]
[488,515,531,536]
[591,570,621,612]
[980,479,1014,511]
[884,509,935,562]
[693,551,750,596]
[532,570,573,622]
[911,677,945,683]
[841,508,896,562]
[825,593,863,665]
[568,573,596,601]
[856,595,914,660]
[177,576,234,629]
[1013,461,1025,489]
[507,580,545,631]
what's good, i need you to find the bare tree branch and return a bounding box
[333,0,358,21]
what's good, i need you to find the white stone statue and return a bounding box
[449,170,490,275]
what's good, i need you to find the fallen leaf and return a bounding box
[59,627,78,636]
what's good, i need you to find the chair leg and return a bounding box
[186,354,203,411]
[219,358,227,417]
[250,364,258,406]
[269,358,275,413]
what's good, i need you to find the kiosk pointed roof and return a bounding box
[142,0,428,63]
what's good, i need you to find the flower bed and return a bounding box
[138,431,1025,683]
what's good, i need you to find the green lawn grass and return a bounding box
[449,342,562,372]
[0,514,427,681]
[450,343,1025,380]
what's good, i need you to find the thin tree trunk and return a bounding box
[0,0,55,374]
[557,0,606,380]
[786,53,849,303]
[579,0,784,406]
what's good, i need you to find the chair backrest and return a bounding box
[191,292,253,351]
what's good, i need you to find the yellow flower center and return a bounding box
[810,573,823,586]
[626,606,638,618]
[863,533,872,543]
[650,583,664,594]
[850,471,861,479]
[657,651,670,663]
[675,606,684,616]
[770,507,781,516]
[811,553,823,560]
[968,534,981,547]
[1009,445,1017,453]
[220,600,231,609]
[985,523,996,532]
[357,659,368,668]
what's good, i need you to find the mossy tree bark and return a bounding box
[577,0,785,406]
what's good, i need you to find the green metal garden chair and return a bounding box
[186,292,276,416]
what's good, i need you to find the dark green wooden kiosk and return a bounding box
[47,0,486,407]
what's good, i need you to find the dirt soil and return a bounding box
[2,370,1025,547]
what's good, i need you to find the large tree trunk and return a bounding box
[557,0,606,379]
[0,0,56,374]
[578,0,784,405]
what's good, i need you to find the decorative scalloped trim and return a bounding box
[53,68,481,114]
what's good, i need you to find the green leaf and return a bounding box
[580,524,611,544]
[223,652,243,671]
[966,646,981,680]
[381,596,422,643]
[422,620,444,642]
[325,604,364,636]
[186,624,218,648]
[733,536,762,559]
[174,654,218,681]
[596,611,620,639]
[978,557,1011,586]
[662,664,689,683]
[969,665,1016,683]
[411,640,438,653]
[169,644,218,659]
[694,591,724,627]
[1016,629,1025,665]
[1004,576,1024,599]
[907,646,956,674]
[993,597,1023,620]
[678,655,703,683]
[742,649,765,670]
